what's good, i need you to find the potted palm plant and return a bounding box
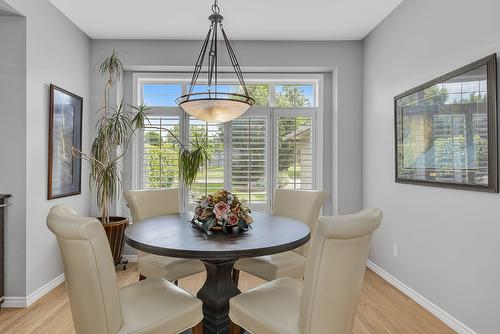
[74,50,209,267]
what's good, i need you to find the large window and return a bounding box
[134,75,322,210]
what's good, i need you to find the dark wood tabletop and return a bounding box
[124,211,310,260]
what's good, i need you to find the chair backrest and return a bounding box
[272,189,328,256]
[124,188,180,223]
[47,205,123,334]
[299,208,383,334]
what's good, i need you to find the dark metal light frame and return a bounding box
[176,0,255,113]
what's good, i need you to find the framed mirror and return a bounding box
[395,54,498,192]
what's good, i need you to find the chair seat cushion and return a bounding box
[118,277,203,334]
[229,277,303,334]
[234,251,306,281]
[138,254,205,281]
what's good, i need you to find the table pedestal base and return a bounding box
[197,259,241,334]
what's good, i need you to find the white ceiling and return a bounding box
[49,0,403,40]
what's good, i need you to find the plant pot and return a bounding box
[101,216,129,267]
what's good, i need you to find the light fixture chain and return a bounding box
[212,0,220,14]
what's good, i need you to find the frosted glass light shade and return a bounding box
[180,99,251,123]
[177,93,254,123]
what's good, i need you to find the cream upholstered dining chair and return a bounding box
[232,189,328,284]
[124,189,205,283]
[47,205,204,334]
[229,208,382,334]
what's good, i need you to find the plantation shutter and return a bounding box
[188,118,225,201]
[231,116,268,204]
[142,116,180,189]
[276,116,313,190]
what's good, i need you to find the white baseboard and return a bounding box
[123,254,138,262]
[3,254,137,309]
[3,273,65,308]
[367,260,476,334]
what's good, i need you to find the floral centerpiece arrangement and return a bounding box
[192,189,253,234]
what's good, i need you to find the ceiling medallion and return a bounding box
[176,0,255,123]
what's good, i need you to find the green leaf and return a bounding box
[97,49,123,83]
[179,137,209,188]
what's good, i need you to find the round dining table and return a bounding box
[124,212,310,334]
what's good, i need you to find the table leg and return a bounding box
[197,259,241,334]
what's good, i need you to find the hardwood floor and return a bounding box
[0,263,455,334]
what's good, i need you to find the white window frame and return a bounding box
[132,72,324,212]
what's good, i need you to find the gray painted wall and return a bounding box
[4,0,91,296]
[363,0,500,332]
[0,15,26,297]
[90,40,364,218]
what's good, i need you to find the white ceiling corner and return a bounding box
[49,0,403,40]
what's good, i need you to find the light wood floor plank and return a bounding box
[0,263,455,334]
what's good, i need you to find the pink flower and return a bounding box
[228,213,238,226]
[214,201,229,220]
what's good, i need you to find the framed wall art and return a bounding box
[48,84,83,199]
[395,54,498,192]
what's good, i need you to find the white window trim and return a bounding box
[132,72,324,212]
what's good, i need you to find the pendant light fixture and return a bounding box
[176,0,255,123]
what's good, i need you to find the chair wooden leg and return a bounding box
[139,274,147,281]
[229,321,240,334]
[232,268,240,285]
[192,321,203,334]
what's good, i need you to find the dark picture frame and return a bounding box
[394,54,498,192]
[48,84,83,199]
